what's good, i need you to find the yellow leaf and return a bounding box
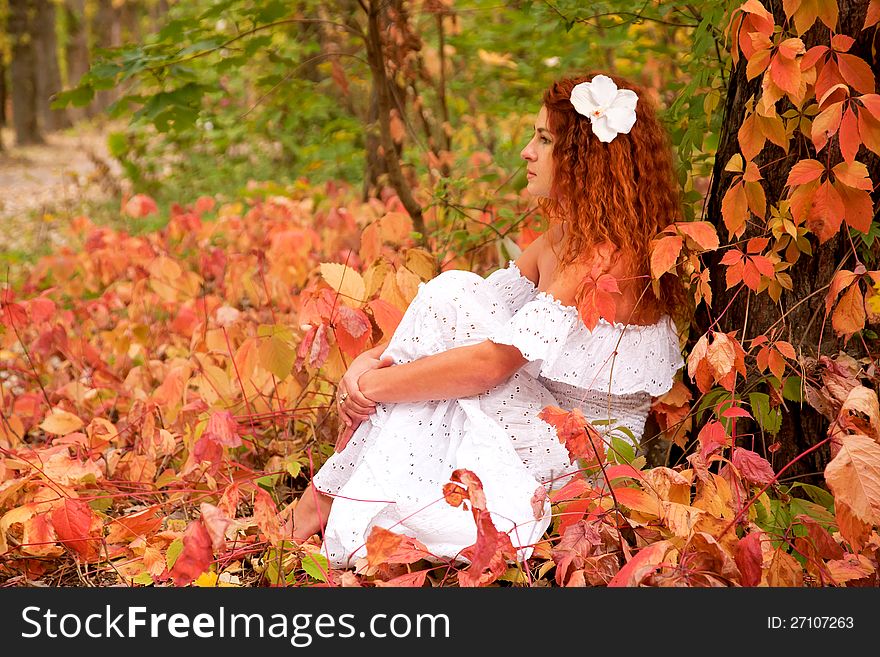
[404,248,436,281]
[395,267,422,305]
[194,571,219,587]
[320,262,366,307]
[39,408,85,436]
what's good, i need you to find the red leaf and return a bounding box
[457,510,516,588]
[50,498,101,561]
[795,515,844,560]
[204,410,241,448]
[698,420,731,459]
[551,520,603,586]
[866,0,880,28]
[731,447,776,485]
[577,270,619,331]
[539,406,605,465]
[735,532,764,586]
[123,194,158,218]
[170,520,214,586]
[334,306,372,358]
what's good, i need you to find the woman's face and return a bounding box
[520,105,554,198]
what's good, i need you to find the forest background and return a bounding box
[0,0,879,588]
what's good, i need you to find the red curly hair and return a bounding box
[539,72,688,323]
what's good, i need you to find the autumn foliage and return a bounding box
[2,0,880,587]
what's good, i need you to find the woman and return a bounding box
[293,72,686,568]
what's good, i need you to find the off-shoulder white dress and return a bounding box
[311,262,682,568]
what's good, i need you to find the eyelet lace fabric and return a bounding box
[311,261,683,568]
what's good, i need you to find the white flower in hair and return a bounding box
[569,74,638,143]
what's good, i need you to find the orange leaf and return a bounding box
[857,106,880,156]
[837,53,876,95]
[826,553,875,585]
[721,181,749,237]
[786,158,825,186]
[367,298,404,340]
[866,0,880,28]
[824,434,880,526]
[365,526,431,567]
[832,160,873,190]
[676,221,719,251]
[811,100,843,151]
[825,269,859,313]
[737,113,765,160]
[253,488,286,545]
[838,106,861,164]
[612,487,660,517]
[815,0,839,30]
[106,506,164,544]
[832,284,866,337]
[199,503,232,553]
[608,540,676,587]
[836,182,874,234]
[650,235,683,279]
[766,548,804,586]
[374,570,429,587]
[807,180,845,243]
[170,520,214,586]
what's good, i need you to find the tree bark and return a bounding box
[35,0,72,131]
[93,0,122,113]
[363,0,425,236]
[64,0,94,121]
[9,0,44,145]
[700,0,876,482]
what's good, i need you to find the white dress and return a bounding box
[311,261,683,568]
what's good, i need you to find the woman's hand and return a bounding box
[335,351,393,451]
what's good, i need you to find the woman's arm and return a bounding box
[358,339,526,404]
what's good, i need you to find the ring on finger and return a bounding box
[339,391,349,404]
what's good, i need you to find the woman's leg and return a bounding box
[292,482,334,542]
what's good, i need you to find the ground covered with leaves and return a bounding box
[1,175,878,588]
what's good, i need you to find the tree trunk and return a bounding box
[120,0,143,44]
[0,58,7,128]
[35,0,72,131]
[700,0,876,483]
[148,0,170,33]
[92,0,122,113]
[64,0,94,121]
[9,0,44,145]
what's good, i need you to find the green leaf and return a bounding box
[782,376,803,402]
[302,553,329,582]
[256,474,278,493]
[107,132,128,159]
[52,85,94,109]
[749,392,782,435]
[166,538,184,569]
[790,483,835,511]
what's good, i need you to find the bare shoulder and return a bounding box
[513,232,545,285]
